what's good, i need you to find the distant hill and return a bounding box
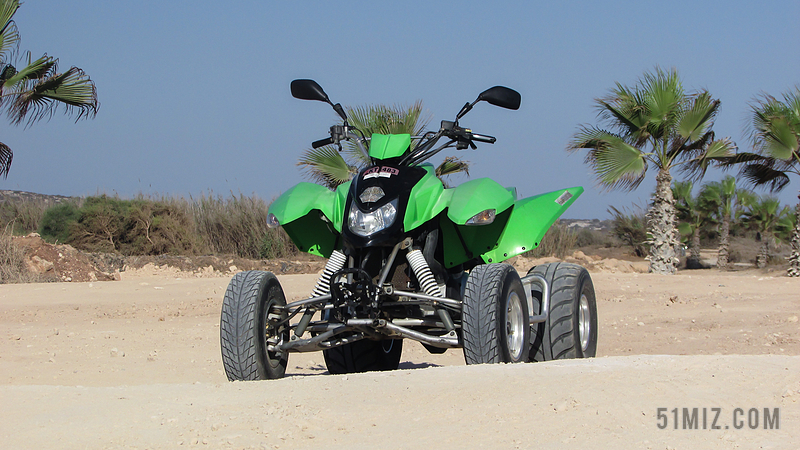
[0,190,74,205]
[560,218,612,232]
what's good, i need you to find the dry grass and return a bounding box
[525,221,578,258]
[0,227,40,283]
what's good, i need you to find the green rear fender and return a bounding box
[441,186,583,267]
[267,181,350,257]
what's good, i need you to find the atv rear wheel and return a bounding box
[527,262,597,361]
[323,338,403,374]
[220,271,289,380]
[462,264,530,364]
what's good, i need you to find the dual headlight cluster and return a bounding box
[348,198,398,237]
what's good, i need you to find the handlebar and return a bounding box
[312,137,333,149]
[470,133,496,144]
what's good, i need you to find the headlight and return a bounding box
[266,213,280,229]
[348,199,398,237]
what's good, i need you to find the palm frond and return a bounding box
[0,139,11,178]
[680,137,736,181]
[343,101,429,163]
[8,64,98,125]
[569,125,648,191]
[678,93,719,142]
[590,140,647,191]
[435,155,470,178]
[739,163,791,192]
[0,0,19,62]
[642,67,684,137]
[741,195,783,234]
[2,53,56,88]
[297,145,356,189]
[435,156,470,187]
[749,88,800,162]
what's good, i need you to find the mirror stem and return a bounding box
[333,103,347,121]
[456,101,473,120]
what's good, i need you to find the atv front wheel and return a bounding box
[527,262,597,361]
[220,271,289,380]
[462,264,530,364]
[323,338,403,374]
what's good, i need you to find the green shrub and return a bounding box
[39,202,81,243]
[35,192,297,259]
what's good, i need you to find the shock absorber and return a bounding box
[310,250,347,297]
[406,249,443,298]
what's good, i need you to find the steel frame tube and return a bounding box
[521,273,549,324]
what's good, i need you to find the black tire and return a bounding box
[220,271,289,380]
[462,264,530,364]
[323,338,403,374]
[527,262,597,361]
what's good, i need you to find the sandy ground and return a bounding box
[1,267,799,449]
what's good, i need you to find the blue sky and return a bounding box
[2,1,798,219]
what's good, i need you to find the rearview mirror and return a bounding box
[478,86,521,110]
[291,79,330,103]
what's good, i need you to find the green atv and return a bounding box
[220,80,598,380]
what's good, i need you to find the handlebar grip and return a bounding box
[312,137,334,149]
[471,133,496,144]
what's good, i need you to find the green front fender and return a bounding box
[441,186,583,267]
[446,177,516,225]
[267,181,350,257]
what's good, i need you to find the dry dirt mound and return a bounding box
[10,233,327,282]
[13,233,116,282]
[512,250,650,274]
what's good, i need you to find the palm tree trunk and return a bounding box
[717,214,730,269]
[646,168,679,274]
[687,227,701,268]
[756,232,770,269]
[788,193,800,277]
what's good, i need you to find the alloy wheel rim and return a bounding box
[506,291,525,360]
[578,293,591,352]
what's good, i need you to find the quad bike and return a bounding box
[220,80,598,380]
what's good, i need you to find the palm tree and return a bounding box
[741,196,784,268]
[569,67,736,274]
[298,102,469,189]
[0,0,98,177]
[698,176,749,269]
[725,87,800,276]
[672,181,707,268]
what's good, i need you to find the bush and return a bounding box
[609,206,649,257]
[574,228,612,248]
[40,195,201,256]
[39,202,81,243]
[35,192,297,259]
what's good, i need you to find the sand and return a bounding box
[1,268,798,449]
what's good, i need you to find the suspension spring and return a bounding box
[311,250,347,297]
[406,249,443,298]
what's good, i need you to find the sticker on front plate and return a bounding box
[363,166,400,180]
[555,191,573,206]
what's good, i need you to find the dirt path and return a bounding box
[1,269,798,448]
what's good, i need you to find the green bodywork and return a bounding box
[267,181,350,256]
[268,134,583,262]
[369,134,411,159]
